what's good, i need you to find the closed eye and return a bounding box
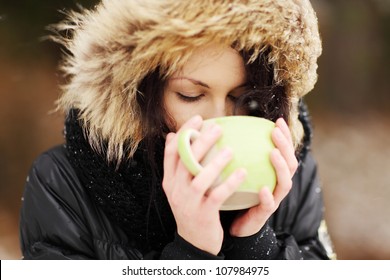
[175,92,204,102]
[228,95,239,102]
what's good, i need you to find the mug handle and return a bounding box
[177,129,203,176]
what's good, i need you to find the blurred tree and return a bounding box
[308,0,390,113]
[0,0,98,62]
[0,0,97,210]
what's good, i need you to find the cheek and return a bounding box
[162,93,189,131]
[167,106,194,131]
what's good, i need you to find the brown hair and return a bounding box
[234,48,289,122]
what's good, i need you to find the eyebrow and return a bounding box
[171,77,210,88]
[171,77,248,90]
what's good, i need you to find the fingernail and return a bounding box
[273,128,283,140]
[166,132,174,143]
[191,115,202,125]
[263,185,271,190]
[235,168,247,180]
[271,148,281,159]
[210,124,222,135]
[221,148,232,159]
[277,117,285,123]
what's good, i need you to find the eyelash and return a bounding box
[176,92,239,103]
[229,95,238,102]
[176,92,203,102]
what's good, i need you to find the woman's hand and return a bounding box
[229,118,298,237]
[162,115,247,255]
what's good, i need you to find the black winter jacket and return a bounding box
[19,106,329,260]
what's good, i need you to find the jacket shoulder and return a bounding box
[25,145,91,214]
[20,145,141,259]
[20,145,96,258]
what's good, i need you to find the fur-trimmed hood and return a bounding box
[54,0,321,162]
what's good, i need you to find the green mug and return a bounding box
[178,116,277,210]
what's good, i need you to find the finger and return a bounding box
[167,115,203,155]
[163,115,202,191]
[272,127,298,175]
[276,118,293,145]
[257,187,275,212]
[190,123,222,162]
[167,115,203,168]
[190,148,233,197]
[205,168,247,210]
[270,149,293,204]
[229,187,275,237]
[177,115,203,133]
[175,119,222,185]
[163,132,178,184]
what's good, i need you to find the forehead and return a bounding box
[170,44,247,87]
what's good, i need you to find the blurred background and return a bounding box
[0,0,389,259]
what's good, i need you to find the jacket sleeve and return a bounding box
[19,148,142,260]
[272,152,329,260]
[159,232,224,260]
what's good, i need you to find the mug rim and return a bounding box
[204,115,274,124]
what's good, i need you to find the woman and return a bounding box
[20,0,330,259]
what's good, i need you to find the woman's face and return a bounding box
[163,45,247,131]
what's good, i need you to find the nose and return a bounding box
[205,98,233,119]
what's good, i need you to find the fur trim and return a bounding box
[54,0,321,162]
